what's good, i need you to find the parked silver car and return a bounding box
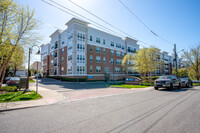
[154,75,181,90]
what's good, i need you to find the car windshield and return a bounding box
[159,76,173,79]
[10,77,20,80]
[181,78,188,81]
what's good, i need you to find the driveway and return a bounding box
[38,78,109,92]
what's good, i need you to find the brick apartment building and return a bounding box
[41,18,139,80]
[41,18,181,80]
[32,61,41,72]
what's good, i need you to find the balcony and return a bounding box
[54,53,57,58]
[55,44,58,49]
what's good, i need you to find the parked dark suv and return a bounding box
[154,75,181,90]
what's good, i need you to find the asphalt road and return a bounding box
[0,87,200,133]
[38,78,109,91]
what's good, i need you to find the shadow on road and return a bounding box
[38,78,110,90]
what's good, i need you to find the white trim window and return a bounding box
[96,56,101,63]
[116,59,121,65]
[116,51,121,57]
[96,47,101,53]
[96,37,100,43]
[111,50,114,55]
[115,68,120,73]
[96,66,101,73]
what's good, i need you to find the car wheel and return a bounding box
[154,86,158,90]
[178,83,181,89]
[169,83,173,91]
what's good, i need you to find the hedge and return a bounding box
[62,77,87,82]
[1,86,18,92]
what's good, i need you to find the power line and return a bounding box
[44,0,151,48]
[118,0,174,46]
[41,0,127,39]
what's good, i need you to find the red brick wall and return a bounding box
[87,45,125,74]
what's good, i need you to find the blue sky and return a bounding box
[15,0,200,64]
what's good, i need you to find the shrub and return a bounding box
[1,86,18,92]
[110,82,125,85]
[140,82,154,86]
[62,77,87,82]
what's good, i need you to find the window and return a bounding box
[62,48,64,54]
[50,68,54,73]
[51,52,54,58]
[96,47,101,53]
[116,43,121,48]
[90,55,93,62]
[68,44,73,50]
[55,41,58,49]
[68,55,72,61]
[96,37,100,43]
[77,66,79,73]
[103,57,106,63]
[90,35,92,41]
[111,50,114,55]
[51,60,53,65]
[61,67,64,72]
[90,45,93,51]
[61,57,64,63]
[83,34,85,41]
[77,44,85,52]
[96,56,101,63]
[62,41,65,45]
[77,55,79,63]
[104,67,110,73]
[68,66,72,74]
[111,58,114,64]
[96,66,101,73]
[115,68,120,73]
[90,66,93,73]
[103,39,105,44]
[122,45,125,50]
[128,47,136,53]
[77,33,85,42]
[122,53,125,57]
[103,48,105,54]
[116,59,121,65]
[111,42,114,47]
[83,55,85,63]
[116,51,121,56]
[68,33,73,40]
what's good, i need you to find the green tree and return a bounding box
[172,68,188,77]
[9,46,25,76]
[182,45,200,80]
[134,48,149,81]
[147,47,160,83]
[0,0,40,89]
[121,54,134,74]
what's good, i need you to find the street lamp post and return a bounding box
[25,45,41,92]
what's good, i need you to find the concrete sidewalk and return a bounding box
[0,86,65,111]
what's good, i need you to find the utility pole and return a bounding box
[36,61,38,94]
[174,44,178,77]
